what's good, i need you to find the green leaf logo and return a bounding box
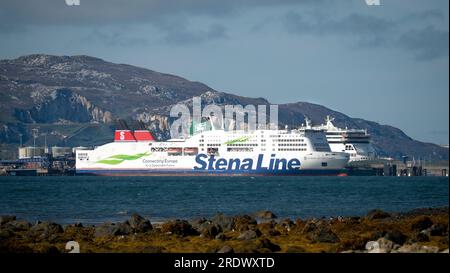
[224,136,251,145]
[96,152,151,165]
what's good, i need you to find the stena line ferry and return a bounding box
[75,122,350,176]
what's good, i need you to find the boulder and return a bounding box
[366,209,391,220]
[217,245,234,253]
[3,220,31,232]
[233,215,257,232]
[211,213,234,232]
[384,230,407,245]
[411,216,433,231]
[215,233,227,241]
[366,238,394,253]
[278,218,295,231]
[0,215,16,226]
[267,229,281,236]
[237,229,261,240]
[94,222,131,237]
[190,217,210,232]
[301,221,317,234]
[397,243,439,253]
[257,238,281,252]
[200,223,222,239]
[429,223,447,236]
[310,226,340,243]
[0,228,14,239]
[254,211,277,219]
[28,222,64,239]
[414,232,429,242]
[128,214,152,233]
[161,220,198,236]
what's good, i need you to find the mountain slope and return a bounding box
[0,54,447,160]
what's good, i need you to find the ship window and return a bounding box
[321,162,328,167]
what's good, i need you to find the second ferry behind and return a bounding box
[76,120,349,176]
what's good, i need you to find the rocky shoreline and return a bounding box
[0,208,448,253]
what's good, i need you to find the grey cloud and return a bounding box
[397,26,449,61]
[283,10,448,61]
[81,30,150,47]
[0,0,319,45]
[159,22,228,45]
[284,11,394,48]
[285,12,393,36]
[0,0,324,27]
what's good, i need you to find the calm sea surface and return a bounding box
[0,176,448,224]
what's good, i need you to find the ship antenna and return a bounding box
[304,116,312,128]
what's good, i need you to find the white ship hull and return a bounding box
[76,128,350,176]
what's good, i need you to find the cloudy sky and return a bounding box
[0,0,448,144]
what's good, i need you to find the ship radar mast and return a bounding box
[304,116,312,129]
[325,115,336,130]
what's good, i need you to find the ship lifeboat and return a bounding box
[183,147,198,155]
[167,148,183,155]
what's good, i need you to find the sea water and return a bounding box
[0,176,448,224]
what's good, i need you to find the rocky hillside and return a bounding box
[0,54,447,160]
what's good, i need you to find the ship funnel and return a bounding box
[134,130,155,142]
[114,130,137,142]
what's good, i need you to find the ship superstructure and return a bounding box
[301,116,376,162]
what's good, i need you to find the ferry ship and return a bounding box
[301,116,377,162]
[75,121,350,176]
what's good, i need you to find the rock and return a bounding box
[215,233,227,241]
[128,214,152,233]
[301,221,317,234]
[310,226,340,243]
[200,223,222,239]
[366,238,394,253]
[278,218,294,231]
[211,213,234,232]
[94,222,131,237]
[370,231,386,241]
[397,243,439,253]
[414,232,429,242]
[254,211,277,219]
[161,220,198,236]
[233,215,257,232]
[411,216,433,231]
[217,245,234,253]
[29,222,64,239]
[189,217,210,231]
[258,238,281,252]
[237,229,261,240]
[3,220,31,231]
[267,229,281,236]
[429,223,447,236]
[384,230,407,245]
[367,209,391,220]
[258,221,276,232]
[0,215,16,226]
[420,228,431,237]
[0,228,14,239]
